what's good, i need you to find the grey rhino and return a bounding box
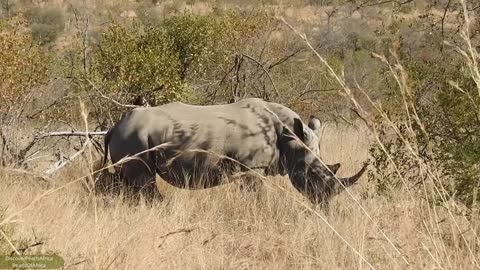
[102,98,366,204]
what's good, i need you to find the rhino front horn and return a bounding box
[339,163,368,187]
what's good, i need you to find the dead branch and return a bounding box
[202,233,218,245]
[44,140,91,175]
[36,131,107,139]
[441,0,453,46]
[10,241,44,256]
[241,54,280,97]
[157,227,197,248]
[268,48,303,70]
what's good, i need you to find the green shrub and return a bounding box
[90,12,274,107]
[92,22,184,106]
[163,14,225,80]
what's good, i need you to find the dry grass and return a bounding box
[1,121,479,269]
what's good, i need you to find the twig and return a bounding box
[85,78,140,108]
[36,131,107,139]
[44,140,91,175]
[11,241,44,255]
[241,54,280,96]
[157,227,197,248]
[202,233,218,245]
[64,259,89,269]
[268,48,303,70]
[441,0,452,46]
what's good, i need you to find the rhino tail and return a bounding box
[101,127,113,168]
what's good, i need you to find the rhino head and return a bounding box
[280,118,367,204]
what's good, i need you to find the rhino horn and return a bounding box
[339,163,368,187]
[327,163,341,174]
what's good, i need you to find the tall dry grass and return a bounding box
[0,117,478,269]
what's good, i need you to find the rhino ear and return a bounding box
[292,118,305,141]
[308,116,321,136]
[293,118,312,142]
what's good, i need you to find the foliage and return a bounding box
[162,14,224,80]
[25,6,65,45]
[367,12,480,207]
[91,12,275,107]
[0,16,50,110]
[92,22,182,105]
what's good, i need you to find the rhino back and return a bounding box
[134,99,282,169]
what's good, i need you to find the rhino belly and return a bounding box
[154,142,279,189]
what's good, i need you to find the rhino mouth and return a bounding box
[300,163,368,205]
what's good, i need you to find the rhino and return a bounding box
[101,98,366,204]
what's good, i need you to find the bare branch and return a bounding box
[85,78,140,108]
[441,0,452,45]
[267,48,303,70]
[241,54,280,97]
[157,227,197,248]
[44,140,91,175]
[36,131,107,139]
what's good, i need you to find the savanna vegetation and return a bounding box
[1,0,479,269]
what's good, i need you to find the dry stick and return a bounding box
[157,227,197,248]
[44,140,91,175]
[280,16,408,266]
[241,54,280,96]
[36,131,107,139]
[3,168,51,182]
[0,229,20,255]
[13,241,44,255]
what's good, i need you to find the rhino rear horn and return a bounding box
[339,163,368,187]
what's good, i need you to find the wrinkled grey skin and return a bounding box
[102,98,366,203]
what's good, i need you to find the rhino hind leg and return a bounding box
[119,157,161,202]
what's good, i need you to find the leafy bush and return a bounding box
[163,14,224,80]
[25,6,65,45]
[91,12,274,107]
[0,16,50,109]
[92,22,184,106]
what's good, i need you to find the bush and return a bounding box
[0,16,50,109]
[25,6,65,45]
[367,13,480,207]
[91,12,274,107]
[92,22,184,106]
